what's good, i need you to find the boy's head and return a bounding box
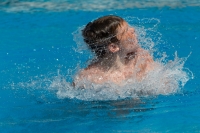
[82,15,124,58]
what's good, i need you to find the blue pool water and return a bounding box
[0,0,200,132]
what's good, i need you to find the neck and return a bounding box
[95,52,135,72]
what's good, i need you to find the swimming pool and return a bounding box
[0,0,200,132]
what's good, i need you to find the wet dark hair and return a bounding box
[82,15,124,58]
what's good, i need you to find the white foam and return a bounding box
[49,53,192,101]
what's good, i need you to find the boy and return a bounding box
[74,15,155,86]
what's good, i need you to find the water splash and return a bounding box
[11,17,193,101]
[49,53,193,101]
[53,17,193,101]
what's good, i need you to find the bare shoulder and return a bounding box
[73,66,94,88]
[76,65,95,80]
[74,63,104,84]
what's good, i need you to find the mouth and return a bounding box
[125,52,136,60]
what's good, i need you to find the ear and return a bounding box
[108,43,120,53]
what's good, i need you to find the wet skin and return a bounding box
[74,21,155,85]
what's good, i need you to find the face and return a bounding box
[116,21,138,54]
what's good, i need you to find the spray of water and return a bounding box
[49,17,192,101]
[13,17,193,101]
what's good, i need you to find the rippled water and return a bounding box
[0,0,200,12]
[0,0,200,132]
